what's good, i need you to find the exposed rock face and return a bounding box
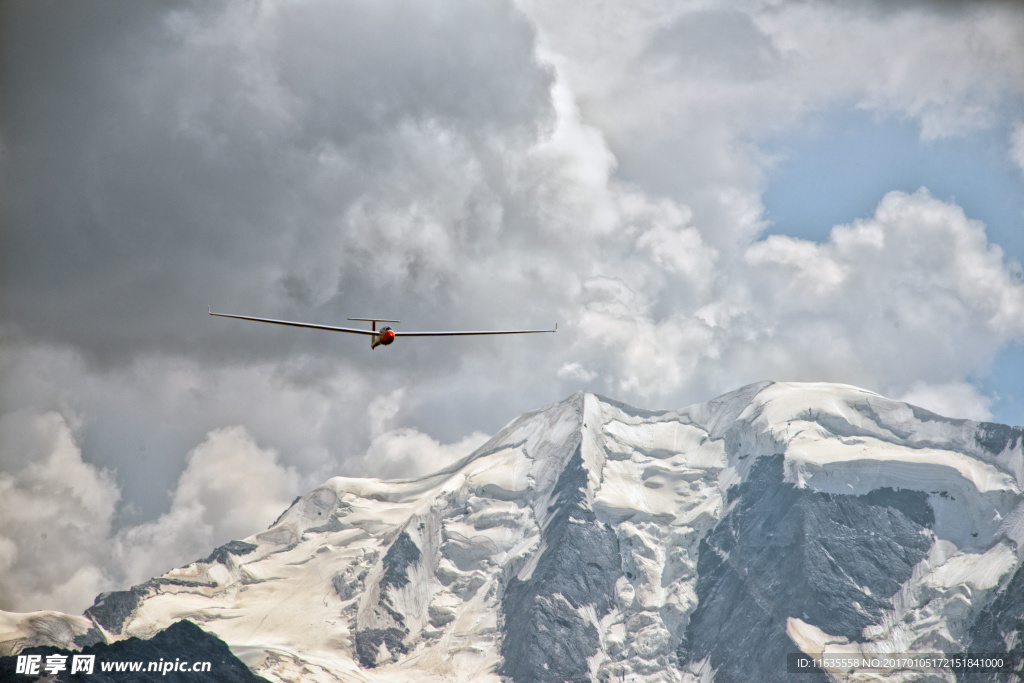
[354,531,420,667]
[960,562,1024,683]
[682,455,935,682]
[84,586,149,635]
[3,382,1023,682]
[499,443,621,682]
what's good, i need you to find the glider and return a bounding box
[209,307,556,349]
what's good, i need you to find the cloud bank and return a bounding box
[0,411,300,613]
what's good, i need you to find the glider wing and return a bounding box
[208,308,376,336]
[396,326,556,336]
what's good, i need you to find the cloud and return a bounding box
[0,0,554,365]
[354,390,489,479]
[358,429,491,481]
[556,189,1024,406]
[0,411,119,613]
[0,407,300,614]
[760,2,1024,140]
[732,190,1024,393]
[557,362,597,384]
[899,381,994,422]
[0,338,364,524]
[1011,121,1024,175]
[114,426,301,586]
[518,1,1024,252]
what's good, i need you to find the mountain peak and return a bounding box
[4,382,1023,681]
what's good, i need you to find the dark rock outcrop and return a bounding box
[681,455,935,682]
[0,620,268,682]
[500,442,621,682]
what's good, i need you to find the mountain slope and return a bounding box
[4,382,1023,681]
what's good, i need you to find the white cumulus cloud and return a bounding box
[0,409,302,614]
[356,390,490,479]
[0,411,120,613]
[900,381,994,422]
[114,426,302,586]
[732,189,1024,395]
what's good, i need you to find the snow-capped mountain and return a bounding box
[3,382,1023,682]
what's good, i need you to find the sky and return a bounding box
[1,0,1023,614]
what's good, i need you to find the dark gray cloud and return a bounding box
[2,0,554,367]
